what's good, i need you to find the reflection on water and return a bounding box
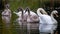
[2,19,39,34]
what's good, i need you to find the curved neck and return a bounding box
[51,12,54,18]
[37,9,47,16]
[41,10,47,15]
[51,12,58,23]
[51,12,56,21]
[28,11,30,16]
[37,10,42,16]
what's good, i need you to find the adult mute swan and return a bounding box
[24,7,39,34]
[2,4,11,28]
[50,10,58,34]
[37,8,57,34]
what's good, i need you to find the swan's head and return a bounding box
[25,7,30,12]
[25,7,30,15]
[52,10,58,17]
[17,7,23,12]
[37,8,47,15]
[5,3,10,9]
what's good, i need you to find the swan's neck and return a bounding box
[27,11,30,17]
[51,13,56,21]
[37,9,48,16]
[51,13,54,18]
[42,11,47,15]
[37,11,42,16]
[21,11,24,18]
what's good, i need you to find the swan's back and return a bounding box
[25,11,37,15]
[2,9,11,16]
[25,11,39,23]
[40,15,53,24]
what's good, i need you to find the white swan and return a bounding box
[37,8,57,34]
[2,4,11,28]
[50,10,58,34]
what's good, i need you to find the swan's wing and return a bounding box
[2,9,11,16]
[25,11,39,22]
[39,15,53,24]
[25,11,36,15]
[30,11,39,22]
[2,10,6,15]
[40,15,55,32]
[38,15,54,24]
[30,11,36,15]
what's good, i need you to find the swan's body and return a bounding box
[38,14,54,33]
[25,11,39,22]
[50,10,58,30]
[39,15,54,33]
[2,9,11,23]
[37,8,57,34]
[13,8,27,31]
[24,8,39,34]
[2,8,11,28]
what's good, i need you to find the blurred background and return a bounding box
[0,0,60,34]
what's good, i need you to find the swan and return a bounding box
[13,8,26,27]
[25,8,39,23]
[14,7,28,34]
[24,7,39,34]
[13,8,27,32]
[2,4,11,28]
[50,10,58,34]
[37,8,57,34]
